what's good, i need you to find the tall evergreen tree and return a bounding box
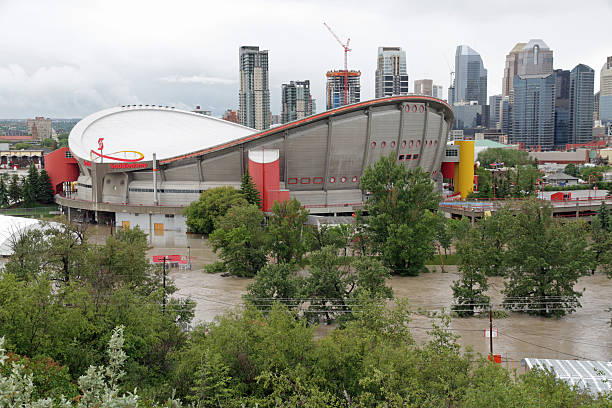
[37,169,55,203]
[8,174,21,204]
[240,168,262,208]
[595,201,611,233]
[0,177,9,208]
[22,164,39,207]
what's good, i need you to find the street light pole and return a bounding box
[187,245,191,270]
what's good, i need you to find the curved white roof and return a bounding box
[0,216,45,256]
[69,106,256,162]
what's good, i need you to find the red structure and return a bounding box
[248,149,289,211]
[43,147,79,194]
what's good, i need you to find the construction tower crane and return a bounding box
[323,22,351,105]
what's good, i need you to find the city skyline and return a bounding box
[0,0,610,118]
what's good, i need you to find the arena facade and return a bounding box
[57,96,456,232]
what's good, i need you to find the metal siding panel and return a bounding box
[201,151,241,181]
[328,114,368,190]
[290,191,326,205]
[366,108,401,168]
[164,163,199,181]
[286,124,327,191]
[400,104,426,170]
[326,189,363,204]
[420,110,441,172]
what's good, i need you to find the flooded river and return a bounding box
[90,227,612,364]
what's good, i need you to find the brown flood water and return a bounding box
[89,227,612,364]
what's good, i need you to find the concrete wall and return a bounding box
[115,212,187,233]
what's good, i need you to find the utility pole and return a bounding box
[162,256,167,314]
[489,304,494,363]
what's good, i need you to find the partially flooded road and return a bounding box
[88,227,612,362]
[171,265,612,362]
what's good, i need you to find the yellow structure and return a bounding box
[454,140,475,199]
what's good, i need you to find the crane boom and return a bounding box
[323,22,352,106]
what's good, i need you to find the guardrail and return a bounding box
[0,206,59,216]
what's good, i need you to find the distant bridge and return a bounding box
[440,197,612,222]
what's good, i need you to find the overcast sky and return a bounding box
[0,0,611,119]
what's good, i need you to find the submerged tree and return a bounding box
[503,200,594,317]
[360,154,442,275]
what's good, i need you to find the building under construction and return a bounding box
[326,70,361,109]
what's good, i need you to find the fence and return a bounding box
[0,206,59,217]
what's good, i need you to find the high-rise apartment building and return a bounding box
[326,70,360,109]
[375,47,409,98]
[601,56,612,123]
[502,42,526,100]
[432,85,444,99]
[454,45,487,105]
[516,39,553,78]
[511,74,556,150]
[239,46,270,130]
[414,79,433,96]
[569,64,595,144]
[27,117,52,139]
[489,94,502,129]
[554,69,570,147]
[281,80,313,124]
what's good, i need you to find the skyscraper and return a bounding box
[414,79,433,96]
[569,64,595,144]
[239,46,270,130]
[594,91,600,122]
[554,69,570,147]
[516,39,553,77]
[601,56,612,123]
[489,94,502,129]
[502,42,526,100]
[326,70,360,109]
[511,74,556,150]
[510,39,556,150]
[454,45,487,105]
[432,85,444,99]
[281,80,313,124]
[375,47,409,98]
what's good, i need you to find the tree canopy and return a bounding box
[360,154,442,275]
[183,186,247,234]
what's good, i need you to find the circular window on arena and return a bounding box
[417,140,421,147]
[370,141,377,148]
[352,176,359,183]
[409,140,414,148]
[434,140,438,146]
[340,176,347,183]
[329,177,336,183]
[401,140,406,148]
[390,141,396,148]
[381,141,386,148]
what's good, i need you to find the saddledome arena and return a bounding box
[58,96,454,232]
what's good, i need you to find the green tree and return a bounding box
[8,174,21,204]
[37,169,55,203]
[22,163,39,207]
[239,168,262,208]
[14,142,32,150]
[244,263,302,309]
[452,227,491,317]
[564,163,579,177]
[360,155,442,275]
[477,148,534,168]
[0,176,9,208]
[209,204,267,277]
[183,186,247,234]
[40,138,56,149]
[266,198,309,265]
[503,200,594,317]
[304,224,347,253]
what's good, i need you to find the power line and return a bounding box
[500,333,597,360]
